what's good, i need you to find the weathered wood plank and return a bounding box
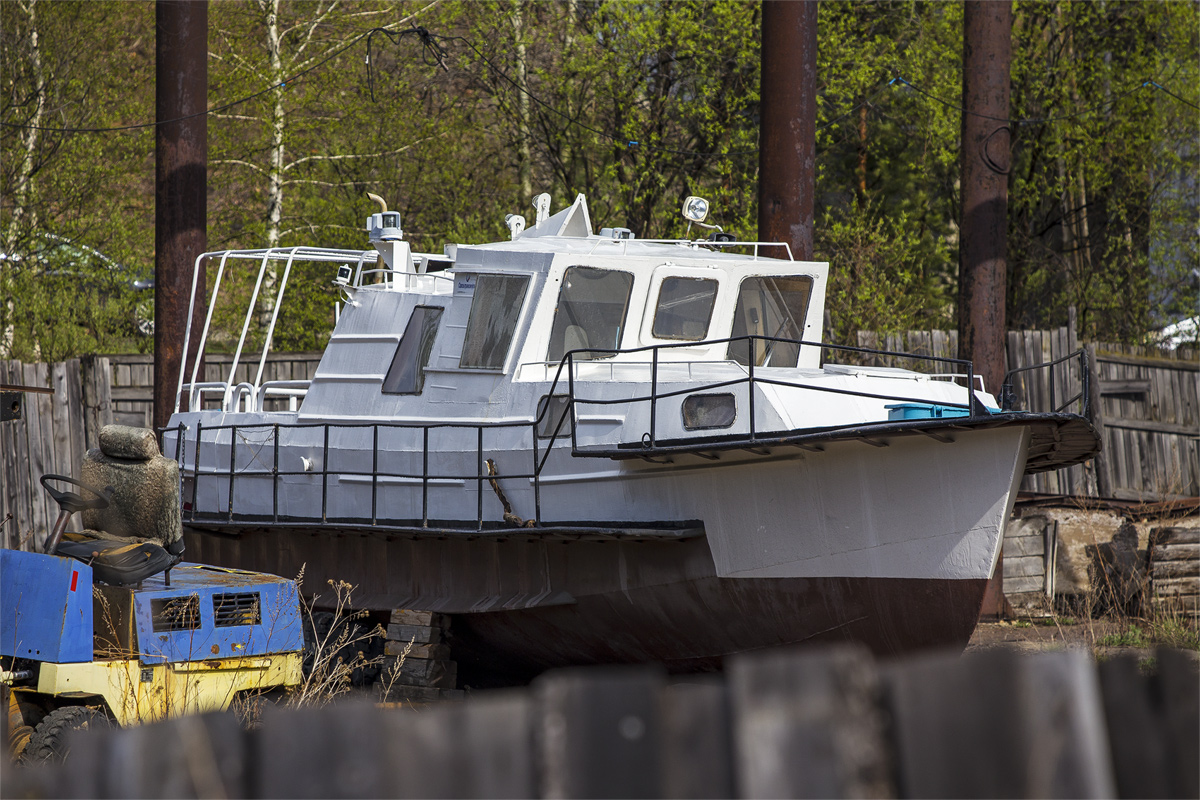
[1157,649,1200,799]
[49,360,73,478]
[1097,655,1172,800]
[259,701,388,798]
[536,666,664,799]
[1005,576,1046,594]
[1151,560,1200,580]
[103,711,248,799]
[0,362,20,549]
[1152,577,1200,597]
[659,679,734,799]
[64,358,85,476]
[885,649,1115,798]
[730,645,891,799]
[1099,379,1152,396]
[1008,578,1046,597]
[1105,417,1200,436]
[388,609,450,627]
[380,693,535,798]
[25,363,51,541]
[1095,352,1199,371]
[1152,543,1200,562]
[7,362,36,550]
[1152,527,1200,547]
[1002,555,1044,579]
[109,386,155,402]
[1003,534,1045,557]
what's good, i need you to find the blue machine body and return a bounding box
[131,563,304,664]
[1,549,95,663]
[1,552,303,666]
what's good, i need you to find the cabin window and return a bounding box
[547,267,634,362]
[460,274,530,369]
[726,276,813,367]
[652,277,718,340]
[382,306,443,394]
[536,394,574,439]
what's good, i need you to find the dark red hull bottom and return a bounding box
[450,575,988,685]
[183,526,987,685]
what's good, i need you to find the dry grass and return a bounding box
[286,567,391,709]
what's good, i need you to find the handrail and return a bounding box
[1000,348,1091,421]
[584,237,796,261]
[185,382,230,412]
[172,336,1092,533]
[224,382,257,413]
[256,380,311,413]
[173,244,448,415]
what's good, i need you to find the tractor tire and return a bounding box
[24,706,113,763]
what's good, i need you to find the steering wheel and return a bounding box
[39,474,110,515]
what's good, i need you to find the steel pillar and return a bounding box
[155,0,207,431]
[958,0,1011,398]
[758,0,817,261]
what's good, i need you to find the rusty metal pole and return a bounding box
[758,0,817,261]
[960,0,1012,620]
[958,0,1011,400]
[154,0,207,432]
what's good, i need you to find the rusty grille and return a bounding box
[150,596,200,632]
[213,592,261,627]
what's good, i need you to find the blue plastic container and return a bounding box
[885,403,972,421]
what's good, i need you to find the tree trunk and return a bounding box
[2,0,46,358]
[261,0,285,323]
[513,0,532,205]
[5,0,44,253]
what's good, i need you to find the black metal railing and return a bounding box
[561,334,982,453]
[167,335,1089,532]
[1000,348,1091,419]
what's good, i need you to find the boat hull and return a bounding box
[176,423,1029,679]
[181,527,988,683]
[449,574,990,684]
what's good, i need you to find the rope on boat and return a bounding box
[484,459,536,528]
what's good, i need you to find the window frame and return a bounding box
[458,273,532,371]
[381,305,444,395]
[546,265,635,363]
[650,275,720,342]
[725,275,814,368]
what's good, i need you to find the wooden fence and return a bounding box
[0,353,322,551]
[106,351,325,429]
[852,329,1198,500]
[4,645,1197,798]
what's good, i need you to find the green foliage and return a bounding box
[817,202,953,343]
[3,269,147,362]
[1007,0,1199,341]
[2,0,1196,360]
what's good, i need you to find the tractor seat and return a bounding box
[53,424,185,585]
[56,534,179,586]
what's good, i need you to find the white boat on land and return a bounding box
[165,193,1099,681]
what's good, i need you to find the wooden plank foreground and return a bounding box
[5,645,1196,799]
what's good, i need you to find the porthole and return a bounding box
[682,393,736,431]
